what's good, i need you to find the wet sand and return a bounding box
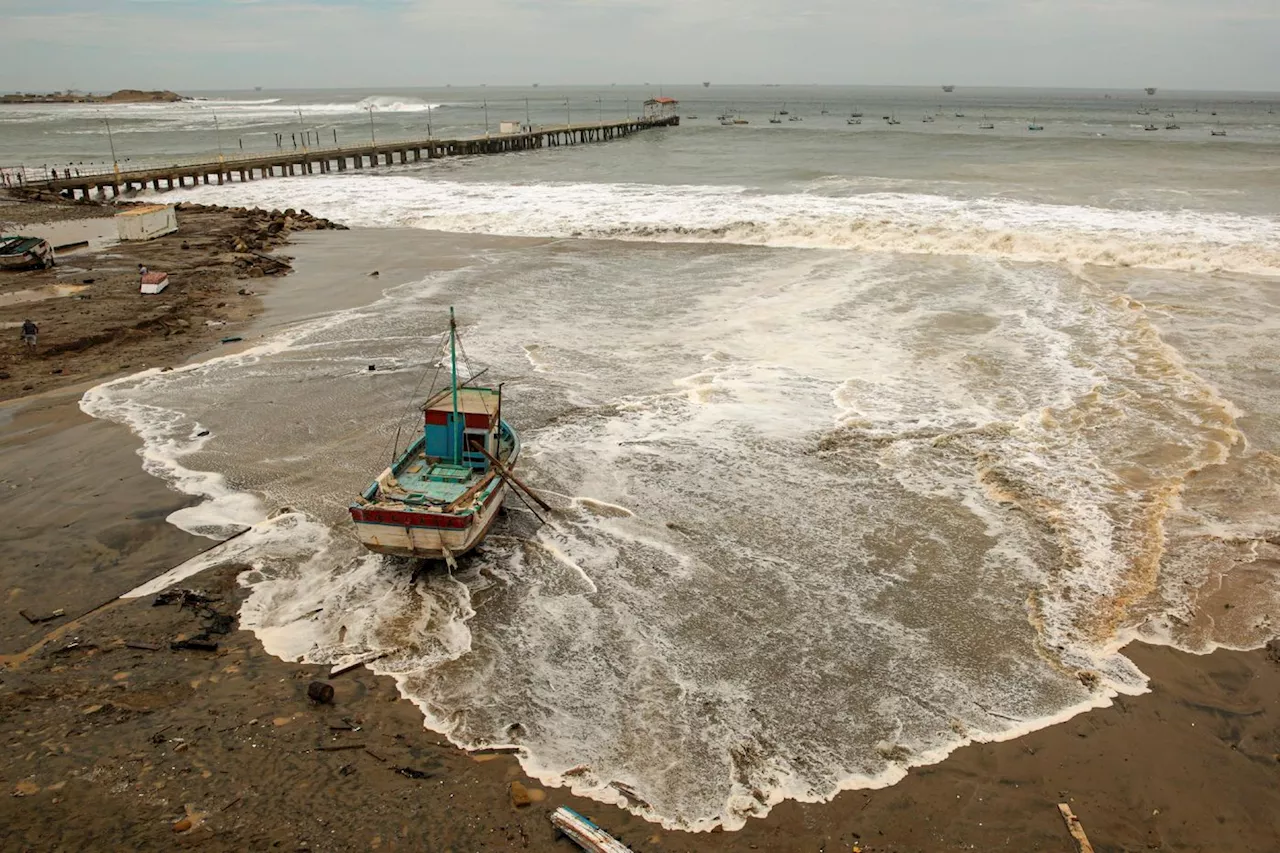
[1,225,1278,852]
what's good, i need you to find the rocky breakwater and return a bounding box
[175,202,349,280]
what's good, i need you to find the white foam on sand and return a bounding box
[81,210,1280,832]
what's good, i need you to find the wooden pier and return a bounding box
[36,116,679,200]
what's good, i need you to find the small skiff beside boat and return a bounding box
[350,308,520,563]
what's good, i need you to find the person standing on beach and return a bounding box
[21,319,38,352]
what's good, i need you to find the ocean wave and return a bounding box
[165,176,1280,276]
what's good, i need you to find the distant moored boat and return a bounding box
[942,85,955,93]
[1145,87,1158,95]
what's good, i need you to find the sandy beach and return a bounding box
[1,193,1277,851]
[2,389,1278,853]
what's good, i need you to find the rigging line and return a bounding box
[505,477,548,526]
[386,334,447,464]
[454,330,495,418]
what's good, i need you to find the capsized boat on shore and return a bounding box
[349,308,520,562]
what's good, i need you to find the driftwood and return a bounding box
[330,650,393,678]
[1057,803,1096,853]
[550,807,632,853]
[19,608,64,625]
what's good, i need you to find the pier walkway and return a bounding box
[28,116,679,200]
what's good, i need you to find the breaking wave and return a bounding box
[165,176,1280,276]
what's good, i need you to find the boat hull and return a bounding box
[352,478,509,560]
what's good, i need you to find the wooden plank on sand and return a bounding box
[1057,803,1095,853]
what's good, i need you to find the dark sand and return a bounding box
[1,217,1278,852]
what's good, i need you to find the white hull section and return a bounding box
[353,480,509,559]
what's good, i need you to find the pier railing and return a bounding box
[2,116,679,199]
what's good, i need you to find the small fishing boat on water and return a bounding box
[1028,118,1044,131]
[0,236,54,270]
[349,308,522,563]
[770,112,782,124]
[978,115,995,130]
[847,117,861,125]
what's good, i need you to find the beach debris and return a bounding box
[307,681,336,704]
[550,807,633,853]
[126,641,163,651]
[12,780,40,797]
[170,637,219,652]
[220,335,244,344]
[510,780,532,807]
[609,781,651,811]
[315,743,365,752]
[18,607,64,625]
[1265,638,1280,664]
[394,765,432,779]
[1057,803,1096,853]
[153,588,216,608]
[329,650,394,678]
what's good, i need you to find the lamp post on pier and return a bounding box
[366,104,377,146]
[101,116,120,186]
[565,98,571,126]
[426,102,433,139]
[483,99,489,136]
[596,95,602,124]
[296,108,308,153]
[212,111,225,165]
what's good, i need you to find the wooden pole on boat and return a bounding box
[449,307,461,465]
[469,441,553,513]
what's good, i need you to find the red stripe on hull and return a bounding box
[349,507,473,529]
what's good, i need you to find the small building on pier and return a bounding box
[644,97,678,120]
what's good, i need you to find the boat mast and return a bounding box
[449,307,460,465]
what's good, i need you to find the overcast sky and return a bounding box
[3,0,1278,93]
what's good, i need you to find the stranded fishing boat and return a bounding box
[0,236,54,271]
[349,308,522,563]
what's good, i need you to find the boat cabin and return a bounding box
[421,386,501,471]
